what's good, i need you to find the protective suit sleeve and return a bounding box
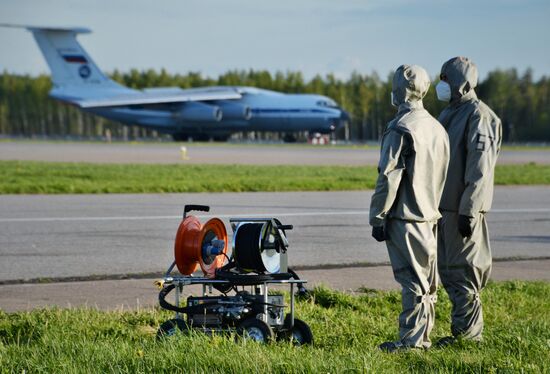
[369,129,408,226]
[459,110,501,216]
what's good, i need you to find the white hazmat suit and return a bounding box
[437,56,502,341]
[370,65,450,350]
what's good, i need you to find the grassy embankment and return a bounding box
[1,281,548,372]
[1,161,549,194]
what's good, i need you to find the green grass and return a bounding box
[0,161,378,194]
[1,160,550,194]
[501,144,550,151]
[494,163,550,185]
[0,281,548,373]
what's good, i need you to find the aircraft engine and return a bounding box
[215,102,252,120]
[179,102,223,122]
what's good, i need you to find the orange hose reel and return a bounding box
[174,216,228,278]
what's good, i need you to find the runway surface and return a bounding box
[1,186,548,283]
[2,259,549,312]
[1,141,549,165]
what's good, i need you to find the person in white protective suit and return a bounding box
[435,56,502,346]
[369,64,450,352]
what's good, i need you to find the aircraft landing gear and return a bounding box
[172,133,190,142]
[282,133,297,143]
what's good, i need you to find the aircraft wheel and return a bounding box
[212,135,230,142]
[191,134,210,142]
[172,133,190,141]
[283,133,297,143]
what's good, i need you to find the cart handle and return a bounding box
[183,205,210,218]
[278,224,293,231]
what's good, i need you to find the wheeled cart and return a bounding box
[155,205,313,345]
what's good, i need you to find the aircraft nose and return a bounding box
[340,109,350,122]
[328,109,350,132]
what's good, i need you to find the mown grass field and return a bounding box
[1,281,548,373]
[1,161,549,194]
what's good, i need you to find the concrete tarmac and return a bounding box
[1,187,549,283]
[1,259,548,312]
[1,141,549,165]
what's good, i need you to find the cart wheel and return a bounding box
[237,318,275,343]
[156,318,188,339]
[279,316,313,346]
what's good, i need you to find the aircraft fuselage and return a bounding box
[85,87,348,139]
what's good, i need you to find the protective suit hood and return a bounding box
[392,65,431,107]
[440,57,479,101]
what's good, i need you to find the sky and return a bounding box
[0,0,549,82]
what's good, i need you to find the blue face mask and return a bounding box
[436,81,451,102]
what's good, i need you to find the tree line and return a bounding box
[0,68,548,141]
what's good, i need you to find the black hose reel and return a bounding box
[231,218,291,274]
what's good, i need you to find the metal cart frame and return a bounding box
[160,275,305,331]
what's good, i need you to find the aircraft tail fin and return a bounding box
[1,24,127,94]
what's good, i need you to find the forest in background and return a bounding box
[0,68,548,142]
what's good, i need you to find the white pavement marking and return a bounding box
[0,208,549,223]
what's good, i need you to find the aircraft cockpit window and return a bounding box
[317,100,338,108]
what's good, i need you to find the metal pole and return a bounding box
[262,283,268,323]
[175,283,181,319]
[290,282,295,329]
[164,260,176,278]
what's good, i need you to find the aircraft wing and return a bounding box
[71,87,242,108]
[0,23,91,33]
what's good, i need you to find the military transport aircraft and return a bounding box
[1,24,350,141]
